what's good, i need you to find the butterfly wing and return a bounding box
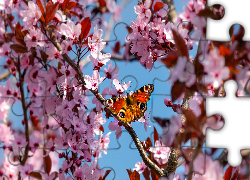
[104,84,154,123]
[105,97,133,123]
[131,84,154,120]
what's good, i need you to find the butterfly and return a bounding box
[104,84,154,123]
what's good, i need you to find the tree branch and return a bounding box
[48,37,165,177]
[17,56,30,180]
[162,0,178,23]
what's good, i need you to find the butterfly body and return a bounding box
[104,84,154,123]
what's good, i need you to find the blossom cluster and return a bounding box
[0,0,250,179]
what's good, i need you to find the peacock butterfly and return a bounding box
[104,84,154,123]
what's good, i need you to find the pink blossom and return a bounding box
[113,79,131,94]
[156,5,169,17]
[134,0,151,23]
[46,43,61,60]
[97,132,111,154]
[149,140,171,165]
[29,134,42,152]
[133,161,147,174]
[187,154,224,180]
[0,101,10,122]
[41,172,56,180]
[44,138,55,157]
[20,55,30,69]
[108,120,122,139]
[138,112,151,132]
[168,56,196,87]
[60,19,82,39]
[161,114,182,146]
[61,40,73,54]
[54,10,66,23]
[84,70,105,90]
[104,61,119,81]
[90,51,111,68]
[0,123,13,144]
[202,115,224,135]
[18,163,34,179]
[21,1,42,29]
[0,43,11,57]
[201,47,230,88]
[0,20,4,35]
[189,99,201,117]
[24,27,45,50]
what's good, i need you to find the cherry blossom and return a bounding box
[84,70,105,91]
[168,56,196,87]
[24,27,45,50]
[187,154,224,180]
[149,140,171,165]
[201,47,230,88]
[18,163,34,179]
[161,114,182,146]
[133,161,147,174]
[0,43,11,57]
[60,19,82,39]
[108,120,122,139]
[134,0,151,23]
[21,1,42,29]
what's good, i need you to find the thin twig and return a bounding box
[17,56,30,180]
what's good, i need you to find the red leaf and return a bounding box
[112,41,121,54]
[154,2,165,12]
[153,126,159,143]
[80,17,91,40]
[224,166,239,180]
[29,172,42,179]
[172,29,189,58]
[46,2,59,24]
[102,170,112,180]
[153,117,169,128]
[99,125,104,133]
[129,170,140,180]
[150,0,155,9]
[219,45,231,56]
[47,25,59,31]
[10,44,28,53]
[43,150,52,174]
[31,115,39,128]
[171,82,186,103]
[62,0,76,11]
[126,26,133,34]
[127,169,133,177]
[231,167,239,180]
[224,166,233,180]
[37,0,45,16]
[161,50,178,68]
[67,2,76,10]
[151,171,159,180]
[142,168,150,180]
[62,0,69,10]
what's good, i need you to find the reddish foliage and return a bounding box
[154,2,165,12]
[43,150,52,174]
[224,166,239,180]
[80,17,91,41]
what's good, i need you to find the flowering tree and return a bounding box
[0,0,249,179]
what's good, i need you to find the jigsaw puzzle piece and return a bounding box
[206,79,250,167]
[206,0,250,41]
